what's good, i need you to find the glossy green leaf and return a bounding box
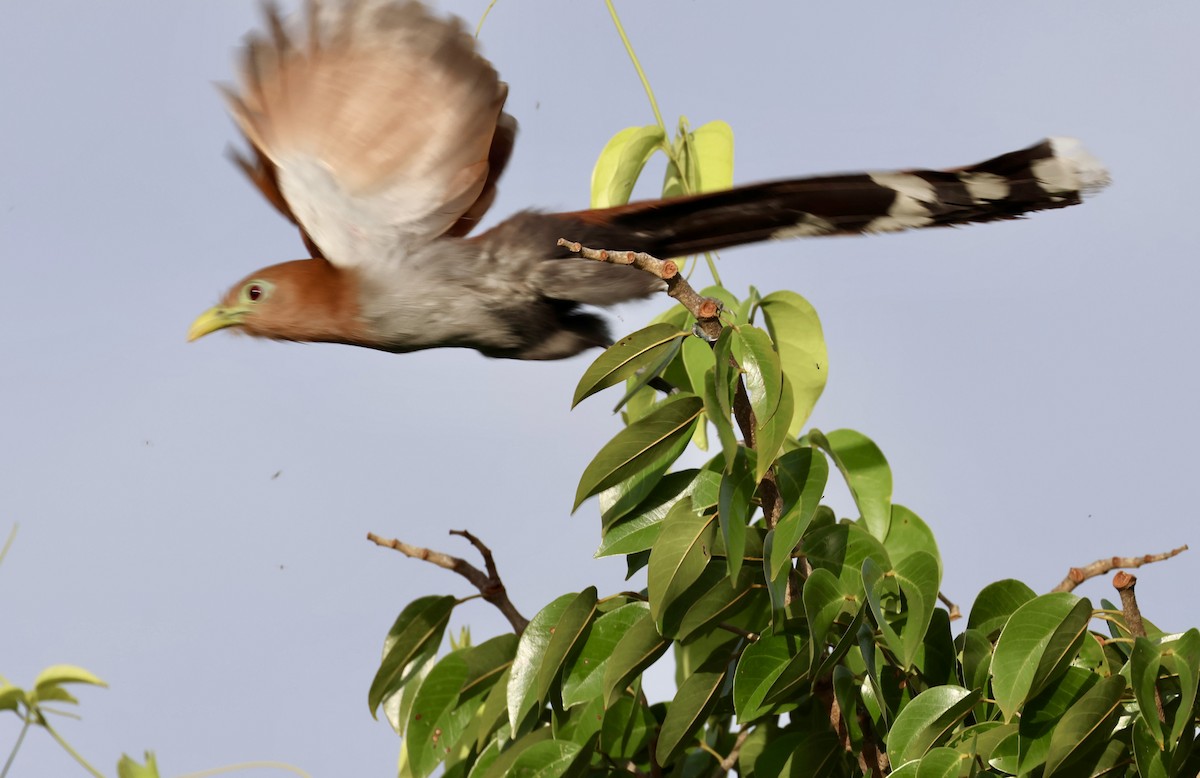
[907,747,965,778]
[474,727,554,778]
[719,446,756,581]
[574,394,703,510]
[460,634,518,702]
[655,658,728,764]
[991,592,1093,722]
[648,499,716,630]
[590,125,665,208]
[754,373,796,481]
[1132,717,1171,778]
[753,728,843,777]
[804,568,857,659]
[1131,636,1165,746]
[888,685,980,766]
[734,326,783,450]
[599,695,655,761]
[405,653,470,778]
[759,290,827,436]
[1044,674,1126,776]
[572,324,688,408]
[967,579,1037,640]
[733,629,795,721]
[959,628,993,698]
[507,588,597,729]
[597,470,711,555]
[562,602,646,708]
[602,604,671,706]
[810,428,892,539]
[884,505,942,580]
[703,365,740,465]
[676,566,762,641]
[769,446,829,579]
[804,521,890,600]
[1163,628,1200,744]
[473,667,512,751]
[369,595,456,716]
[894,550,942,668]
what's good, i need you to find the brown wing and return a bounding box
[222,0,515,268]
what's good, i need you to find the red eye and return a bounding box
[248,284,263,301]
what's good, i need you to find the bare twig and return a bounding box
[1114,572,1165,721]
[366,530,529,634]
[717,726,751,773]
[937,591,962,621]
[558,240,723,339]
[1051,544,1188,593]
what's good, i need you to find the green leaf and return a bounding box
[884,505,942,581]
[759,290,828,436]
[597,470,720,557]
[894,550,942,669]
[572,324,688,407]
[508,588,597,730]
[809,428,892,539]
[33,664,106,692]
[1162,627,1200,744]
[590,125,666,208]
[887,685,980,766]
[967,579,1037,640]
[475,727,554,778]
[703,366,740,466]
[803,568,857,660]
[369,595,456,716]
[804,521,890,600]
[991,592,1093,722]
[1132,716,1171,778]
[405,653,470,778]
[602,604,671,706]
[1131,636,1165,747]
[562,602,646,708]
[718,446,756,581]
[574,394,704,510]
[117,752,160,778]
[648,499,716,633]
[733,629,796,721]
[734,327,783,446]
[1044,674,1126,776]
[768,446,829,579]
[676,567,763,642]
[753,373,796,482]
[752,728,843,777]
[599,695,655,761]
[460,634,518,702]
[655,657,729,764]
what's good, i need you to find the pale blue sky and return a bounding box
[3,2,1198,775]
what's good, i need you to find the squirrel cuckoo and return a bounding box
[188,0,1109,361]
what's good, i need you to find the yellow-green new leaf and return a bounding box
[591,125,666,208]
[760,291,827,436]
[33,664,106,692]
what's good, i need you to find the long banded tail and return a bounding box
[561,137,1109,258]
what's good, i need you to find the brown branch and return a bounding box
[366,530,529,634]
[1051,544,1188,593]
[717,726,751,773]
[558,240,723,339]
[1114,572,1164,721]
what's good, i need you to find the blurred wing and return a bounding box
[223,0,513,268]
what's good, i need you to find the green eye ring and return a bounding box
[240,279,274,304]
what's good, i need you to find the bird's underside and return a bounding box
[188,0,1110,361]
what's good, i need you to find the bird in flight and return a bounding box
[189,0,1109,361]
